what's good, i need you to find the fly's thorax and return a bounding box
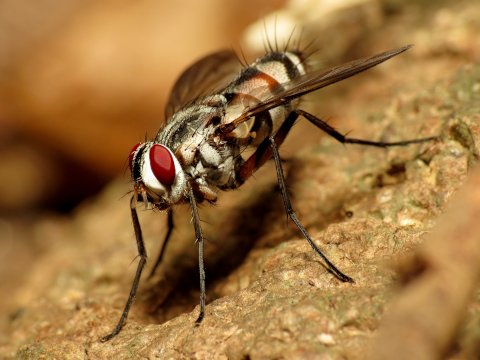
[178,127,240,197]
[158,102,224,166]
[156,101,226,148]
[129,141,187,207]
[151,100,242,201]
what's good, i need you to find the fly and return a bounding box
[101,44,437,341]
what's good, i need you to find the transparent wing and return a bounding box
[164,50,242,120]
[219,45,412,134]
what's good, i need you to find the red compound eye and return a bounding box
[149,144,175,186]
[128,143,141,170]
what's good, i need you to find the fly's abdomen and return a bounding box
[222,51,306,142]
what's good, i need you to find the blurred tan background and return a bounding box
[0,0,287,213]
[1,1,479,358]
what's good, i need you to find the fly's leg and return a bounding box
[148,209,174,278]
[296,109,438,147]
[237,111,299,183]
[234,108,436,285]
[235,111,352,282]
[268,136,354,283]
[188,185,206,325]
[101,196,148,342]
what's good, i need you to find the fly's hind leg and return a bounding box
[296,109,438,147]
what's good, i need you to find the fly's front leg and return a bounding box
[101,196,148,342]
[296,109,438,147]
[268,136,354,283]
[148,209,174,278]
[188,185,206,325]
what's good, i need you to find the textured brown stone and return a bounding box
[1,1,479,359]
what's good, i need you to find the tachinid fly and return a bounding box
[101,43,436,341]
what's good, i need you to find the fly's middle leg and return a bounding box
[235,110,353,283]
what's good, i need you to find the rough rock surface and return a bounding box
[1,1,480,359]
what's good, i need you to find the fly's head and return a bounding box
[129,142,187,209]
